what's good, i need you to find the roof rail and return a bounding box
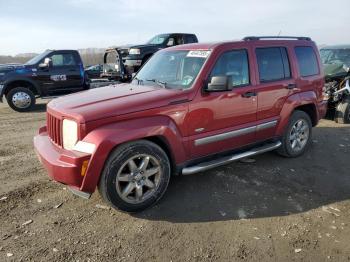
[243,36,311,41]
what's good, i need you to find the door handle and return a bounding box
[286,83,297,90]
[241,91,257,98]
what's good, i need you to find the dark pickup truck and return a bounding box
[0,50,89,112]
[102,33,198,81]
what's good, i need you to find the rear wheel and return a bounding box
[335,99,350,124]
[98,140,171,212]
[277,110,312,158]
[6,87,36,112]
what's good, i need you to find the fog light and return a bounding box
[81,160,89,177]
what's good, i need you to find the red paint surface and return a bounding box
[34,39,327,194]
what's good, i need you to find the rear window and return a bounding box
[185,35,197,44]
[256,47,291,82]
[295,46,319,77]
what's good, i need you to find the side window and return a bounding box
[50,53,76,67]
[176,35,185,45]
[295,46,319,77]
[185,35,197,44]
[210,49,250,87]
[256,47,291,82]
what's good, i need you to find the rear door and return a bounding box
[253,45,295,141]
[187,47,258,158]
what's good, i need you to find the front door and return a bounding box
[187,48,258,159]
[253,46,295,141]
[47,52,83,94]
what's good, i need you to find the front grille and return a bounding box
[47,113,63,146]
[119,48,129,57]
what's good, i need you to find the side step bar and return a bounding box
[182,141,282,175]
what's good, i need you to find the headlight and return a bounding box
[62,119,78,150]
[129,48,140,55]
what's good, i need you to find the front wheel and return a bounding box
[6,87,36,112]
[277,110,312,158]
[335,99,350,124]
[98,140,171,212]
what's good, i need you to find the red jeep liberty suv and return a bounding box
[34,36,327,212]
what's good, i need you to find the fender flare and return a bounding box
[79,116,187,192]
[2,77,41,97]
[275,91,318,136]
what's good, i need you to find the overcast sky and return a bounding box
[0,0,348,55]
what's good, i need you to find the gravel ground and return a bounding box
[0,99,350,261]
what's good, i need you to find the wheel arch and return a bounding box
[294,103,317,126]
[276,91,319,136]
[4,79,41,97]
[79,116,187,193]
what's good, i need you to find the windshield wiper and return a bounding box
[133,76,144,85]
[145,79,167,88]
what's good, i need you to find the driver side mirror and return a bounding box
[205,76,231,92]
[39,57,51,69]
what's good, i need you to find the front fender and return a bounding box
[79,116,187,192]
[275,91,318,136]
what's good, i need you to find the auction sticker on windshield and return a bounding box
[187,50,211,58]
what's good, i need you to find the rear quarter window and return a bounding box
[295,46,319,77]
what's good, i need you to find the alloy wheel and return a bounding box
[116,154,162,204]
[289,119,309,152]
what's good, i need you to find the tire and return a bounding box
[98,140,171,212]
[335,99,350,124]
[6,87,36,112]
[277,110,312,158]
[83,72,90,90]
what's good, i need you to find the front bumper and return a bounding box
[34,126,92,193]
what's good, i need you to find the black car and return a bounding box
[111,33,198,77]
[0,50,89,112]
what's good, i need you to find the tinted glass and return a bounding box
[210,49,250,87]
[147,34,169,45]
[185,35,197,44]
[25,50,51,65]
[51,54,76,66]
[295,46,319,77]
[320,48,350,65]
[256,47,291,82]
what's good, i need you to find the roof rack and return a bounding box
[243,36,311,41]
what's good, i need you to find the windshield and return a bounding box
[25,50,51,65]
[134,50,210,89]
[320,48,350,66]
[146,34,170,45]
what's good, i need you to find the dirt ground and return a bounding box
[0,99,350,262]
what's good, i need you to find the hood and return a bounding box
[324,63,348,78]
[48,83,189,123]
[0,63,25,73]
[0,64,33,80]
[118,44,161,51]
